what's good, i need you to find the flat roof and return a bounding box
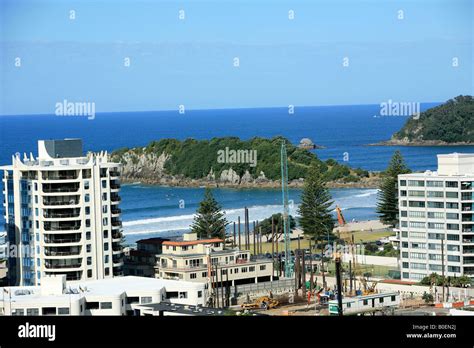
[138,302,225,316]
[0,276,205,304]
[163,238,223,247]
[137,237,169,245]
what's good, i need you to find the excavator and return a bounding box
[241,296,279,310]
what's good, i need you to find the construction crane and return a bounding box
[335,205,346,226]
[281,141,292,278]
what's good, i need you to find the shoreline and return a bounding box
[368,140,474,147]
[120,176,381,190]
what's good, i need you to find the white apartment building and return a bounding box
[157,233,274,286]
[398,153,474,281]
[1,139,124,286]
[0,274,207,316]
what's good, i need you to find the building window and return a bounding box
[104,243,109,251]
[234,268,239,274]
[85,194,90,203]
[26,308,39,316]
[86,231,91,240]
[86,219,91,228]
[87,270,93,278]
[446,181,458,188]
[85,302,100,310]
[105,268,110,276]
[102,180,107,188]
[198,291,203,298]
[102,205,108,214]
[190,273,197,279]
[105,255,109,264]
[104,230,109,238]
[85,207,90,215]
[446,202,459,209]
[446,192,458,199]
[379,297,384,303]
[201,272,207,278]
[141,297,152,304]
[179,292,188,299]
[86,244,91,253]
[100,302,113,309]
[12,309,25,316]
[166,292,179,299]
[58,307,70,315]
[363,299,368,305]
[260,265,266,271]
[249,266,255,272]
[391,296,396,301]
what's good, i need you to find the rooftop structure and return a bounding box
[398,153,474,281]
[0,274,207,316]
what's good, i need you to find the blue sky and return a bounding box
[0,0,472,115]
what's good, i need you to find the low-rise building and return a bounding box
[123,238,169,277]
[0,274,207,316]
[156,233,275,287]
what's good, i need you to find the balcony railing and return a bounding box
[45,248,81,256]
[43,186,80,193]
[111,208,121,215]
[110,183,121,190]
[110,171,120,177]
[43,174,78,180]
[111,195,121,202]
[45,262,82,269]
[43,211,80,219]
[44,236,81,244]
[44,223,81,231]
[43,198,79,206]
[111,221,122,227]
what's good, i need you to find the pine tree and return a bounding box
[376,150,411,227]
[191,187,228,239]
[298,165,335,241]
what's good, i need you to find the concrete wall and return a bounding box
[342,254,398,267]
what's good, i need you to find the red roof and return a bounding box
[163,238,223,247]
[380,279,418,285]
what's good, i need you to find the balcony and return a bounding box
[44,234,81,244]
[111,208,121,215]
[110,182,121,190]
[111,194,121,202]
[44,221,81,231]
[111,220,122,228]
[43,208,81,219]
[43,196,80,206]
[43,183,80,194]
[46,271,82,281]
[45,259,82,269]
[42,171,79,181]
[45,246,81,257]
[112,243,122,252]
[112,231,122,240]
[462,194,473,201]
[110,170,120,177]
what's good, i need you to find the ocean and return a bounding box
[1,104,472,242]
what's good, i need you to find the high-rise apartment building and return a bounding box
[398,153,474,281]
[1,139,123,286]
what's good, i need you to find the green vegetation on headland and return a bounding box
[383,95,474,145]
[112,136,376,187]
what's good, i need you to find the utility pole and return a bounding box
[238,216,241,250]
[335,255,343,316]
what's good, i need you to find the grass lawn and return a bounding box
[253,229,395,255]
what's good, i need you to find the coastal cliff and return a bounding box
[374,95,473,146]
[111,136,381,189]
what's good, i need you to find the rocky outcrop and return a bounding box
[112,151,381,189]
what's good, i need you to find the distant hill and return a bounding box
[111,136,376,188]
[382,95,474,146]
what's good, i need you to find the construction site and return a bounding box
[203,142,474,317]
